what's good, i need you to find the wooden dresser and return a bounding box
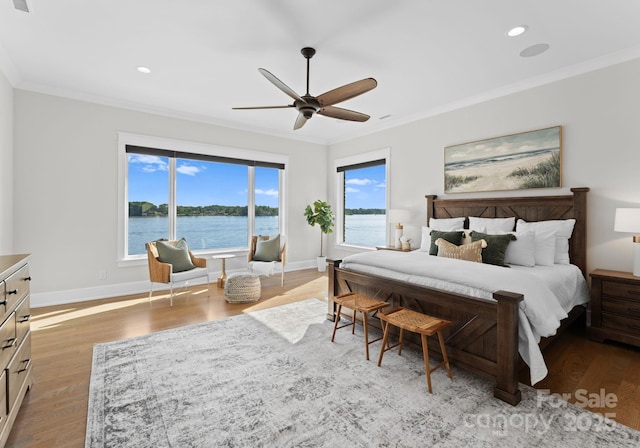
[589,269,640,348]
[0,255,32,448]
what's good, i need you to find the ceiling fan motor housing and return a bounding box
[296,96,320,119]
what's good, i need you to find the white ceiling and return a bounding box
[2,1,640,145]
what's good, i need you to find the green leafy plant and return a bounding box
[304,200,335,257]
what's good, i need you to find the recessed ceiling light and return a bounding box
[520,43,550,58]
[137,66,151,74]
[506,25,528,37]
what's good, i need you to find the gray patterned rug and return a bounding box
[86,299,640,447]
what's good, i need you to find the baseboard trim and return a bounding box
[31,260,318,308]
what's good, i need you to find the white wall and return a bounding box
[328,58,640,276]
[0,69,13,253]
[13,91,328,303]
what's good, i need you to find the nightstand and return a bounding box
[589,269,640,348]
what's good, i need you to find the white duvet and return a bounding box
[340,250,590,384]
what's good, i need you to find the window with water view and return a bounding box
[125,144,283,258]
[339,159,387,247]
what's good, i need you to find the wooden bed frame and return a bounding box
[327,187,589,406]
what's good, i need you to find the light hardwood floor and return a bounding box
[6,269,640,447]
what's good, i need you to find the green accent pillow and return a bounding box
[470,231,516,267]
[253,235,281,262]
[429,230,464,255]
[156,238,196,272]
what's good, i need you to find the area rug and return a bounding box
[86,299,640,447]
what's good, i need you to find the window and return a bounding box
[254,166,280,236]
[335,149,389,248]
[119,134,286,262]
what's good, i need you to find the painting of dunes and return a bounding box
[444,126,562,193]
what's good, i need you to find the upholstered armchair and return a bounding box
[248,234,286,286]
[146,239,210,306]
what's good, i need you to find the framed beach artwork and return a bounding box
[444,126,562,193]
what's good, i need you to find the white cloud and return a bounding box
[346,178,373,186]
[128,154,168,172]
[346,187,359,193]
[256,188,279,197]
[177,164,203,176]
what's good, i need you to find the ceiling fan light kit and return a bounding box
[233,47,377,130]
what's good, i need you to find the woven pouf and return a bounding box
[224,273,261,303]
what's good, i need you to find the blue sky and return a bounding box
[128,154,385,209]
[127,155,279,207]
[344,164,386,209]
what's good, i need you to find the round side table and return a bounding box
[212,254,235,288]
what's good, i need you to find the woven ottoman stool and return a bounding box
[224,273,261,303]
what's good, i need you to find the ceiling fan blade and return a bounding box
[258,68,304,102]
[317,78,377,107]
[293,112,308,130]
[232,105,294,110]
[318,106,370,122]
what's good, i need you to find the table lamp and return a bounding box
[388,209,410,249]
[614,208,640,277]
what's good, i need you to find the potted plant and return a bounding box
[304,200,335,271]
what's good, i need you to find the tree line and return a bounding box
[129,202,385,217]
[129,202,278,217]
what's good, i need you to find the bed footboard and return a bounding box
[328,260,523,405]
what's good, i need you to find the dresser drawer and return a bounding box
[603,280,640,301]
[15,296,31,345]
[601,312,640,334]
[0,313,17,370]
[7,333,31,413]
[3,265,30,317]
[601,296,640,319]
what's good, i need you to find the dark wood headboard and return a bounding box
[426,187,589,276]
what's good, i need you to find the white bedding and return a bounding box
[339,250,589,384]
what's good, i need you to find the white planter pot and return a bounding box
[317,256,327,272]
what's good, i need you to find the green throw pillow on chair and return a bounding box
[253,235,281,262]
[156,238,196,272]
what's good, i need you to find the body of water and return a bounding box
[129,214,386,255]
[344,214,386,247]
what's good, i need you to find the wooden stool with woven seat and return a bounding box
[377,307,452,393]
[331,292,389,360]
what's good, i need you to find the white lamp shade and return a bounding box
[614,208,640,233]
[388,209,410,224]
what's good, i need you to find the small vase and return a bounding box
[317,256,327,272]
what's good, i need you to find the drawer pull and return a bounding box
[7,289,17,295]
[18,314,31,323]
[17,358,31,374]
[23,276,31,282]
[2,338,16,349]
[0,300,6,306]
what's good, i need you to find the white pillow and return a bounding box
[503,230,536,267]
[468,217,515,233]
[531,228,556,266]
[419,226,431,251]
[516,219,576,264]
[429,217,465,231]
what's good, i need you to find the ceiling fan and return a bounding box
[233,47,377,130]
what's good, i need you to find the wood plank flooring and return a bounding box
[6,269,640,447]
